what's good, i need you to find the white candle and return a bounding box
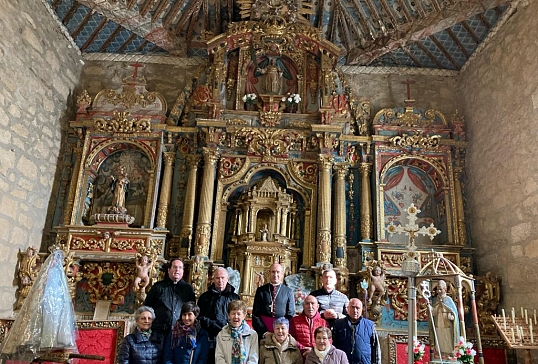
[525,309,528,324]
[521,307,524,318]
[512,307,516,323]
[531,323,534,344]
[534,309,537,325]
[511,327,516,342]
[502,309,507,330]
[517,326,522,341]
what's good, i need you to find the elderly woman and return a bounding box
[259,317,302,364]
[163,301,209,364]
[118,306,163,364]
[305,327,348,364]
[215,300,258,364]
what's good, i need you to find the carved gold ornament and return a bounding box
[390,133,441,149]
[94,112,151,133]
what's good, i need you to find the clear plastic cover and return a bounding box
[0,248,78,362]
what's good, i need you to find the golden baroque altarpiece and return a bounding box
[12,0,504,354]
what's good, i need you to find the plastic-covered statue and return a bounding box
[0,248,78,362]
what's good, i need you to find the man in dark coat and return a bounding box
[252,263,295,339]
[332,298,381,364]
[144,258,195,338]
[197,267,240,364]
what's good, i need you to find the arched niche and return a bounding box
[218,166,312,268]
[77,139,160,228]
[378,155,453,245]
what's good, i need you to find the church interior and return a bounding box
[0,0,537,363]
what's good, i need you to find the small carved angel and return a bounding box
[133,255,153,291]
[367,265,386,305]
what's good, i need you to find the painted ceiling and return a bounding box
[47,0,514,70]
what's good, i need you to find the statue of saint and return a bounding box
[257,59,283,94]
[260,224,269,241]
[108,166,129,214]
[432,280,460,358]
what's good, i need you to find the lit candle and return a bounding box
[512,307,516,324]
[511,327,516,343]
[531,323,534,344]
[525,309,528,324]
[502,309,507,330]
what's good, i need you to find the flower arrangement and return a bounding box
[413,337,426,364]
[282,93,301,106]
[242,93,257,105]
[454,337,476,364]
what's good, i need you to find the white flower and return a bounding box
[466,342,473,349]
[293,94,301,103]
[458,349,464,355]
[470,349,476,356]
[282,96,287,102]
[242,95,247,102]
[288,97,293,103]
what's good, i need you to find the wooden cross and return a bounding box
[402,79,415,106]
[130,62,144,82]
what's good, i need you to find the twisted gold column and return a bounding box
[194,148,220,256]
[156,151,175,229]
[180,155,201,252]
[64,147,83,225]
[359,162,373,241]
[454,166,467,245]
[316,154,333,264]
[333,164,348,269]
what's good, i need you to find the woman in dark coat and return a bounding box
[118,306,163,364]
[163,302,210,364]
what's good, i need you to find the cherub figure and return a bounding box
[133,255,153,291]
[367,265,386,305]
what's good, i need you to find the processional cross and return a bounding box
[386,203,441,250]
[385,203,441,364]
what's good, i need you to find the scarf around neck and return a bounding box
[228,321,248,364]
[314,346,330,361]
[171,321,200,349]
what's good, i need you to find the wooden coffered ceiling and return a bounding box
[47,0,516,69]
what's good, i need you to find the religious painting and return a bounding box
[382,164,447,245]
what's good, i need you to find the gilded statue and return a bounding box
[107,165,129,214]
[16,246,41,310]
[257,59,283,94]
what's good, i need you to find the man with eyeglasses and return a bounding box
[144,257,195,338]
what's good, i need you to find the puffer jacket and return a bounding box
[259,333,303,364]
[289,312,329,352]
[198,283,240,339]
[304,346,348,364]
[117,329,163,364]
[332,317,380,364]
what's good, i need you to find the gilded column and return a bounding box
[156,151,175,229]
[64,147,83,225]
[280,208,289,236]
[241,252,252,295]
[194,148,220,257]
[454,166,467,245]
[332,164,348,268]
[180,155,201,250]
[359,162,373,241]
[317,154,333,264]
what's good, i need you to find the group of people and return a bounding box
[118,258,380,364]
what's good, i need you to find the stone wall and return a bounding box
[0,0,83,315]
[460,0,538,347]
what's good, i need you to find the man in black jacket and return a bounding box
[197,267,240,364]
[252,263,295,339]
[144,258,195,338]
